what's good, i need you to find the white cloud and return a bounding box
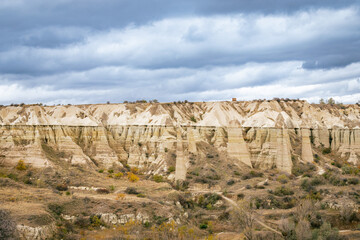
[1,7,359,72]
[0,7,359,104]
[1,61,359,104]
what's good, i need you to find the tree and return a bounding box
[295,218,312,240]
[234,200,256,240]
[327,98,335,105]
[279,217,295,239]
[319,98,325,104]
[295,199,314,221]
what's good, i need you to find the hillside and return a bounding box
[0,100,360,239]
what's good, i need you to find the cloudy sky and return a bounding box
[0,0,360,104]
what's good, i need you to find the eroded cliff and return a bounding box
[0,100,359,178]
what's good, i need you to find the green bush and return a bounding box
[242,170,263,180]
[137,193,146,198]
[153,175,164,183]
[48,203,64,215]
[292,163,316,176]
[197,193,221,209]
[227,179,235,185]
[342,165,359,175]
[168,166,175,173]
[348,178,359,185]
[125,187,139,195]
[273,186,294,196]
[301,179,315,192]
[322,148,331,154]
[96,188,110,194]
[90,215,103,228]
[190,116,197,122]
[199,223,208,229]
[56,183,68,191]
[277,174,289,184]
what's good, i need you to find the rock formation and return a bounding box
[0,100,359,176]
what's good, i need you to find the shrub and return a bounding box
[312,222,340,240]
[309,176,324,186]
[190,116,197,122]
[109,185,115,192]
[90,215,103,228]
[131,167,139,173]
[74,216,90,228]
[114,172,124,179]
[199,223,208,229]
[273,186,294,196]
[48,203,64,215]
[56,183,68,191]
[301,179,315,192]
[197,193,221,209]
[116,193,125,200]
[322,148,331,154]
[153,175,164,183]
[107,169,114,174]
[227,179,235,185]
[125,187,139,195]
[348,178,359,185]
[168,166,175,173]
[127,172,139,182]
[96,188,110,194]
[237,193,245,200]
[342,165,359,175]
[277,174,289,184]
[0,209,17,239]
[292,163,316,176]
[16,160,27,171]
[137,193,146,198]
[98,169,104,173]
[242,171,263,180]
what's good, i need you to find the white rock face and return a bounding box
[0,100,359,174]
[17,223,55,240]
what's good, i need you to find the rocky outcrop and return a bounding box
[301,129,314,163]
[17,223,55,240]
[227,123,252,167]
[175,127,187,181]
[0,101,359,176]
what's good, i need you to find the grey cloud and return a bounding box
[0,0,359,104]
[1,7,359,77]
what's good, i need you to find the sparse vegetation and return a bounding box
[16,159,27,170]
[127,172,139,182]
[153,174,164,183]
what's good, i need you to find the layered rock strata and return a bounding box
[0,100,359,175]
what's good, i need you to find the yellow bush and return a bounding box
[131,167,139,174]
[127,172,139,182]
[16,160,27,171]
[114,172,124,179]
[116,193,125,200]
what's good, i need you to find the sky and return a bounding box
[0,0,360,104]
